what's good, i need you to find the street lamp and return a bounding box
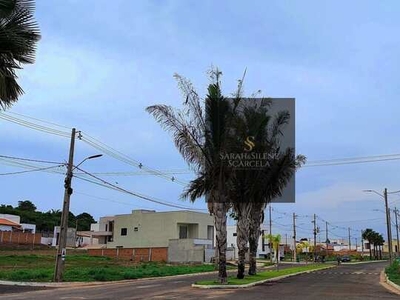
[54,130,102,282]
[363,189,393,263]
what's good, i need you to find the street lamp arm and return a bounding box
[363,189,384,198]
[73,154,103,170]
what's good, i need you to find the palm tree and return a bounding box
[0,0,41,109]
[229,99,305,276]
[146,69,242,284]
[362,228,374,260]
[266,234,281,269]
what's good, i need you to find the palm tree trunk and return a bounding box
[368,241,372,260]
[212,201,228,284]
[236,202,251,279]
[248,204,263,275]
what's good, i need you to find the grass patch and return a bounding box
[0,254,217,282]
[196,264,331,286]
[385,260,400,285]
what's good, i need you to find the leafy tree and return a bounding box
[17,200,36,211]
[0,0,41,109]
[76,212,96,231]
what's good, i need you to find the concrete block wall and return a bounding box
[87,247,168,262]
[0,231,41,245]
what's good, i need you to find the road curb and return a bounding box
[192,265,336,289]
[343,260,388,265]
[0,265,276,288]
[381,271,400,295]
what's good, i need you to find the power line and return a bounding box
[79,132,188,185]
[74,166,206,211]
[0,112,70,137]
[0,154,63,165]
[0,164,64,176]
[5,111,71,129]
[0,112,189,186]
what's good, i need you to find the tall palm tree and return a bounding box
[0,0,40,109]
[146,69,242,284]
[229,99,305,276]
[362,228,374,260]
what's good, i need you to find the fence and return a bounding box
[0,231,41,245]
[88,247,168,262]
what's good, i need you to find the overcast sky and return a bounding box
[2,0,400,244]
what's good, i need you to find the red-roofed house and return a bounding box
[0,218,22,231]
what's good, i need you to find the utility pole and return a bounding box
[361,230,364,257]
[355,238,358,252]
[348,228,351,251]
[269,205,272,263]
[384,188,393,263]
[394,207,399,256]
[325,221,329,255]
[293,213,297,263]
[54,128,76,282]
[313,214,317,262]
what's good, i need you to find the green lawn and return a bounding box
[385,260,400,285]
[196,264,332,286]
[0,254,217,282]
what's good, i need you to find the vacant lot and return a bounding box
[0,251,217,282]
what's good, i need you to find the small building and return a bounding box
[226,224,272,259]
[0,218,21,231]
[52,226,76,248]
[87,210,214,263]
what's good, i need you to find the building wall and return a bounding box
[168,239,205,263]
[21,223,36,234]
[0,225,12,231]
[107,210,214,248]
[52,226,76,247]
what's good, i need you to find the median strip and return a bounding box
[192,264,336,289]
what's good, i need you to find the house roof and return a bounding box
[0,218,21,228]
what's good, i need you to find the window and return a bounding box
[233,233,237,236]
[121,228,127,236]
[179,225,188,239]
[134,227,138,232]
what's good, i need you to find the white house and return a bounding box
[227,224,272,259]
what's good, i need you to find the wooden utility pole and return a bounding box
[348,228,351,251]
[395,207,399,256]
[313,214,317,262]
[269,205,272,263]
[361,230,364,256]
[293,213,297,263]
[325,221,329,256]
[54,128,76,282]
[384,188,393,263]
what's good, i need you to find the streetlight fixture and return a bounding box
[53,129,102,282]
[363,189,393,263]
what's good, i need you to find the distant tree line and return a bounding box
[0,200,96,232]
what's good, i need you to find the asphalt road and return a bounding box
[0,262,398,299]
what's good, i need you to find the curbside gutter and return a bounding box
[192,265,336,289]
